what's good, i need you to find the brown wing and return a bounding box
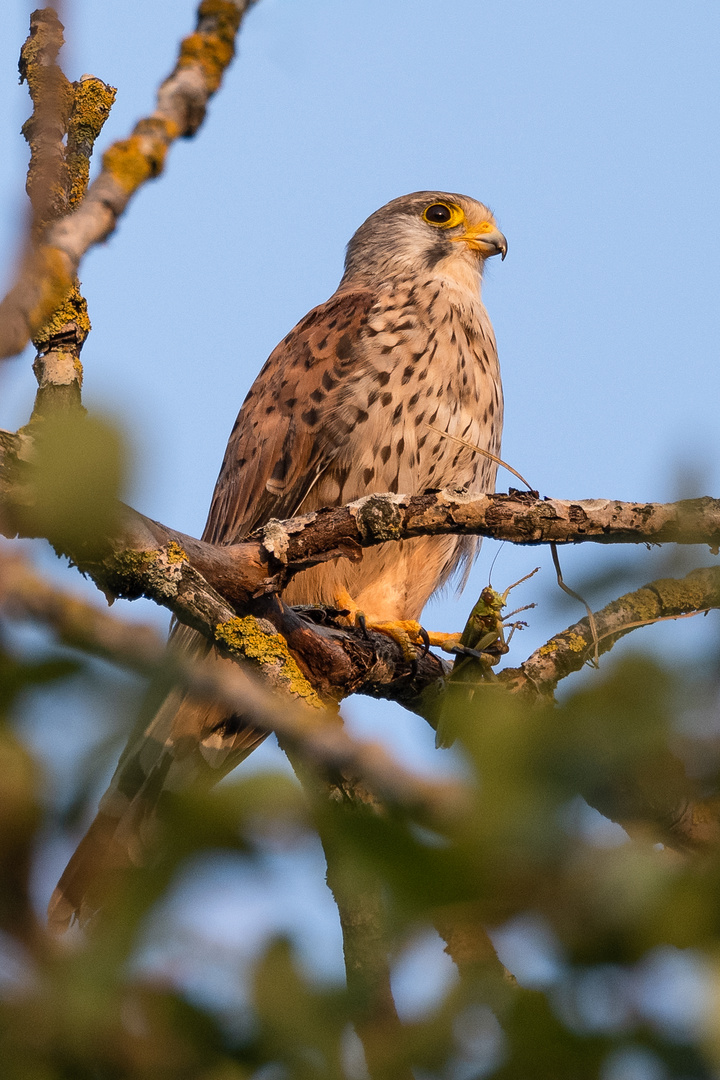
[203,288,376,545]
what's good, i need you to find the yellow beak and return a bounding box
[452,221,508,261]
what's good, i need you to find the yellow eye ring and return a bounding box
[422,201,465,229]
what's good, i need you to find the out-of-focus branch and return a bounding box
[0,548,466,827]
[19,8,72,237]
[324,837,413,1080]
[433,904,509,979]
[0,0,257,360]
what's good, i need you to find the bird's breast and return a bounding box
[323,280,503,505]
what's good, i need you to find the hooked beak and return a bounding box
[452,221,508,261]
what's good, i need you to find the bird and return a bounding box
[48,191,506,930]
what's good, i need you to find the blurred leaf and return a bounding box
[253,937,349,1079]
[0,724,42,937]
[0,640,78,714]
[492,989,612,1079]
[15,411,128,557]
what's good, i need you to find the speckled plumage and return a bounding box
[48,192,506,929]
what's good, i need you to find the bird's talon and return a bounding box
[418,625,431,658]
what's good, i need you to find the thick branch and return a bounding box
[3,421,719,611]
[0,1,256,359]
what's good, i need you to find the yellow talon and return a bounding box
[334,590,455,661]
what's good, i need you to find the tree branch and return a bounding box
[0,0,257,360]
[500,564,720,699]
[3,419,719,705]
[3,418,719,610]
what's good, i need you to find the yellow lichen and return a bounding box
[165,541,187,564]
[106,547,185,602]
[537,631,586,657]
[537,638,561,657]
[178,32,234,93]
[69,77,116,142]
[102,132,168,194]
[27,247,74,336]
[107,549,155,596]
[564,632,587,653]
[215,616,324,708]
[177,1,242,95]
[32,282,90,353]
[67,77,117,207]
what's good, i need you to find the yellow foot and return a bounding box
[335,590,455,662]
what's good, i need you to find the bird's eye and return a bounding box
[422,202,464,228]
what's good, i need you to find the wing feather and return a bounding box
[203,288,376,545]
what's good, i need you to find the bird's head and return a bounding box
[342,191,507,290]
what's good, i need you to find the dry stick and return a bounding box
[0,0,257,359]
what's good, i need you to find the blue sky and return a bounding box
[2,0,720,1016]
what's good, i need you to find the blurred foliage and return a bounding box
[2,595,720,1079]
[12,411,128,558]
[1,388,719,1077]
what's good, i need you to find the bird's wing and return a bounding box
[203,287,377,544]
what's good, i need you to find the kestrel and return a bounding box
[49,191,507,929]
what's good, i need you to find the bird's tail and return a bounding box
[47,629,268,932]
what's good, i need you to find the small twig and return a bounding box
[584,607,711,657]
[425,423,536,492]
[502,564,720,700]
[550,541,599,666]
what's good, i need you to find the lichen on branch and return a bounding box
[16,9,117,418]
[0,0,257,360]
